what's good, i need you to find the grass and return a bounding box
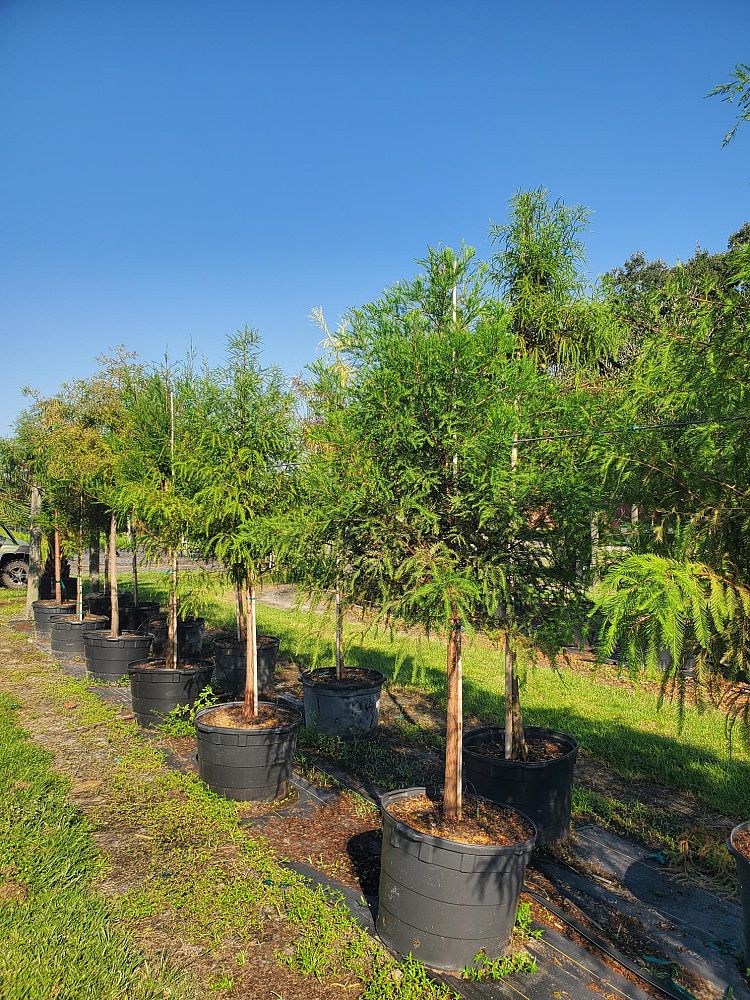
[0,692,193,1000]
[0,589,457,1000]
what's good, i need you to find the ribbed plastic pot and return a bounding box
[463,726,578,845]
[32,600,76,636]
[83,631,154,681]
[728,821,750,963]
[49,614,109,655]
[211,636,280,698]
[83,593,110,617]
[83,592,136,616]
[301,667,385,737]
[147,616,204,660]
[128,659,213,727]
[195,699,302,801]
[376,787,536,971]
[120,602,160,632]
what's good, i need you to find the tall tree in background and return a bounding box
[593,234,750,739]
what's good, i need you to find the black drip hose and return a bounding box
[523,884,700,1000]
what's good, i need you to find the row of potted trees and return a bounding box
[16,192,750,974]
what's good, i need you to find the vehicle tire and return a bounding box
[1,559,28,589]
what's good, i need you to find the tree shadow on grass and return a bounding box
[292,632,750,819]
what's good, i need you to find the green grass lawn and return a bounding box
[132,572,750,822]
[0,692,191,1000]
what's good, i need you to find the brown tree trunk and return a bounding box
[236,580,247,642]
[444,608,463,822]
[166,548,178,669]
[590,513,600,585]
[53,513,62,605]
[25,484,42,620]
[89,530,100,593]
[109,513,119,636]
[131,531,139,607]
[77,542,84,620]
[335,574,344,680]
[504,634,527,761]
[243,580,258,721]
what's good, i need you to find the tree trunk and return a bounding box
[25,484,42,620]
[236,580,247,642]
[53,513,62,605]
[131,530,139,606]
[444,608,463,822]
[166,548,178,669]
[590,512,600,585]
[77,541,84,620]
[89,530,100,593]
[109,513,119,636]
[243,580,258,721]
[335,574,344,680]
[504,634,527,761]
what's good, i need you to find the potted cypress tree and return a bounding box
[189,328,302,801]
[292,311,385,737]
[12,399,77,633]
[298,245,606,969]
[113,358,209,725]
[462,190,619,845]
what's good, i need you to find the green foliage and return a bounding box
[188,327,299,588]
[595,234,750,741]
[462,949,537,981]
[490,187,621,368]
[112,356,201,557]
[292,242,601,645]
[157,684,220,737]
[708,63,750,147]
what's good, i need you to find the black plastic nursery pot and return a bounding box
[728,821,750,963]
[211,635,280,698]
[83,631,154,682]
[83,591,136,617]
[147,616,205,661]
[195,699,302,801]
[376,787,537,971]
[463,726,579,846]
[32,600,76,636]
[128,659,213,727]
[301,667,385,737]
[119,602,160,633]
[49,614,109,656]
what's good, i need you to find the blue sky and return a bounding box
[1,0,748,433]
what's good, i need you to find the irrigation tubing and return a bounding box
[522,884,697,1000]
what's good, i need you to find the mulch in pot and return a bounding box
[470,733,570,763]
[735,827,750,861]
[302,667,381,688]
[388,792,534,847]
[199,704,298,730]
